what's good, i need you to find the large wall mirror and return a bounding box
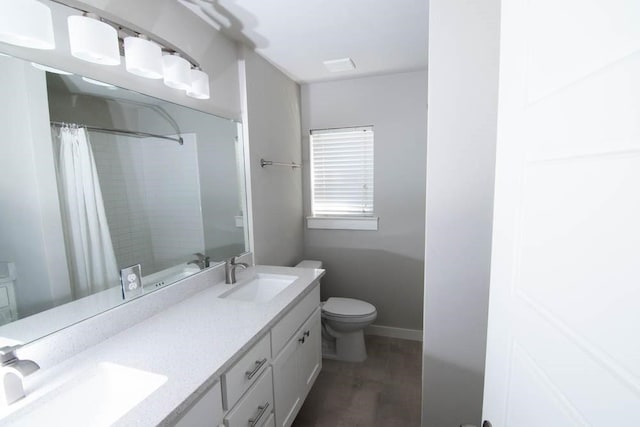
[0,53,249,345]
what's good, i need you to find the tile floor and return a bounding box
[292,335,422,427]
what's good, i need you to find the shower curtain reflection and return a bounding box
[53,125,119,299]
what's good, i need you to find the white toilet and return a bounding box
[296,260,377,362]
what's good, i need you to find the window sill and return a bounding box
[306,216,379,231]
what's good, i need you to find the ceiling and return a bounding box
[178,0,429,83]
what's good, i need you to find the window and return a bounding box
[308,126,378,230]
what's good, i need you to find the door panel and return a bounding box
[483,0,640,425]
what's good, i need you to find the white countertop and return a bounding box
[0,265,324,426]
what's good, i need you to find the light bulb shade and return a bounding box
[0,0,55,50]
[68,15,120,65]
[186,69,210,99]
[162,54,191,90]
[82,76,117,89]
[124,36,163,79]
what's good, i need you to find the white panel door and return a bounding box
[483,0,640,426]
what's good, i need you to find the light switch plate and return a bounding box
[120,264,143,300]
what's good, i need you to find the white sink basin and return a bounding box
[13,363,167,426]
[219,273,297,303]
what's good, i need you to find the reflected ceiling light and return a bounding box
[323,57,356,73]
[124,35,163,79]
[162,53,191,90]
[68,14,120,65]
[0,0,55,50]
[186,68,210,99]
[31,62,73,75]
[82,76,117,90]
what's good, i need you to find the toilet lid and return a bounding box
[322,297,376,317]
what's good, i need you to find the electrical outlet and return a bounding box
[120,264,143,300]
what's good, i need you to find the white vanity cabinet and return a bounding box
[173,282,321,427]
[271,286,322,427]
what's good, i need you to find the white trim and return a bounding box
[306,216,378,230]
[365,324,423,341]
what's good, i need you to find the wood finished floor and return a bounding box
[292,335,422,427]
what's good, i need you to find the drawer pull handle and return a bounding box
[245,358,268,380]
[298,336,305,344]
[304,330,310,337]
[248,401,270,427]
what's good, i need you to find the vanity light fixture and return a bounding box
[0,0,55,50]
[162,53,192,90]
[31,62,73,75]
[124,35,163,79]
[11,2,212,100]
[68,14,120,65]
[186,68,210,99]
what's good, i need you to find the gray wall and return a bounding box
[301,71,428,331]
[240,48,304,266]
[422,0,500,425]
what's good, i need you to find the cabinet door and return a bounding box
[298,308,321,398]
[272,327,303,427]
[173,381,224,427]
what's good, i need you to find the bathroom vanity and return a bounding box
[0,264,324,427]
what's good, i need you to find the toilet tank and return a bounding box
[295,260,323,269]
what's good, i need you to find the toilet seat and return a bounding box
[322,297,376,318]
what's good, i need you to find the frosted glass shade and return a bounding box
[162,54,191,90]
[124,36,163,79]
[0,0,55,49]
[68,15,120,65]
[82,76,117,90]
[186,69,210,99]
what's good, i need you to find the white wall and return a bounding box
[0,57,71,317]
[300,71,428,332]
[240,48,304,266]
[422,0,500,426]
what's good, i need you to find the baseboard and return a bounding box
[365,324,423,341]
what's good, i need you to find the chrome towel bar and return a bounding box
[260,158,301,169]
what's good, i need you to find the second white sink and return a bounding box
[220,273,297,303]
[11,362,167,427]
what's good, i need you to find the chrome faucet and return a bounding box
[225,256,249,284]
[0,346,39,406]
[188,252,210,270]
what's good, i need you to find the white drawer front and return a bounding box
[0,287,9,308]
[271,285,320,357]
[223,333,271,409]
[225,367,274,427]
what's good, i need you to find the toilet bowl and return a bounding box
[295,260,377,362]
[321,297,377,362]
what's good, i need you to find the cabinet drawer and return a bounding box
[0,287,9,308]
[225,367,274,427]
[223,333,271,409]
[271,285,320,357]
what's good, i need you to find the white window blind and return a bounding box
[310,126,374,216]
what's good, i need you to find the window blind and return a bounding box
[310,126,374,216]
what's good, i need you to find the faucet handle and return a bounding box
[0,346,21,365]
